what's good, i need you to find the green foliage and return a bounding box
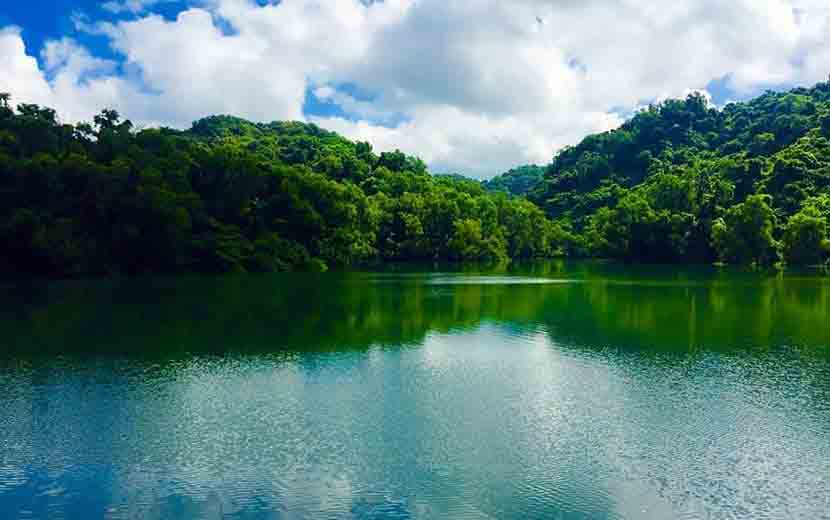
[6,77,830,276]
[482,165,545,196]
[783,196,830,266]
[712,194,780,265]
[447,219,507,261]
[524,80,830,266]
[0,99,557,278]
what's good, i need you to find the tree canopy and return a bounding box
[482,165,546,197]
[0,101,563,278]
[4,78,830,278]
[524,81,830,266]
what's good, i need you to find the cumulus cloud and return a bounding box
[3,0,830,177]
[312,107,623,177]
[0,27,146,123]
[0,27,52,107]
[101,0,173,15]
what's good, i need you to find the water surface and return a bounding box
[1,262,829,519]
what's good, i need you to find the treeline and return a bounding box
[0,96,563,278]
[5,77,830,278]
[526,81,830,266]
[482,165,545,197]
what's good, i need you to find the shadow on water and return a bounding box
[1,260,829,361]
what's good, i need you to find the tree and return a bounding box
[0,94,11,121]
[483,165,545,196]
[447,219,485,260]
[712,194,780,265]
[94,109,122,131]
[10,77,830,277]
[783,205,830,266]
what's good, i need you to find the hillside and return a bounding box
[482,165,545,197]
[0,102,561,278]
[522,81,830,265]
[3,78,830,278]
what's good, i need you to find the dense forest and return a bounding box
[3,78,830,278]
[526,81,830,266]
[482,165,545,197]
[0,95,562,278]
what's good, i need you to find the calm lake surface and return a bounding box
[1,262,829,519]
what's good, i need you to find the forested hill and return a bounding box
[0,99,563,278]
[521,80,830,265]
[482,165,545,197]
[3,78,830,279]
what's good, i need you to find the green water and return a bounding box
[1,261,829,519]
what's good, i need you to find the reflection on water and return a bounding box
[1,261,829,519]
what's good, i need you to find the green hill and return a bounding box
[3,78,830,278]
[483,165,545,197]
[0,101,561,278]
[524,82,830,265]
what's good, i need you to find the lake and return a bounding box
[1,261,829,519]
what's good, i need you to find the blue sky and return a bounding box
[1,0,175,59]
[1,0,98,53]
[1,1,827,178]
[0,0,358,119]
[0,0,725,121]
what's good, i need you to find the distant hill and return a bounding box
[433,173,473,182]
[482,165,545,197]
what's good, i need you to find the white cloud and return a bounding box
[0,27,53,107]
[0,27,146,123]
[312,107,623,177]
[101,0,171,15]
[4,0,830,177]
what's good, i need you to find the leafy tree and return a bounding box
[6,77,830,277]
[0,93,11,120]
[0,101,561,278]
[783,202,830,265]
[483,165,545,196]
[712,194,780,265]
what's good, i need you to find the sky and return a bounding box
[2,1,830,178]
